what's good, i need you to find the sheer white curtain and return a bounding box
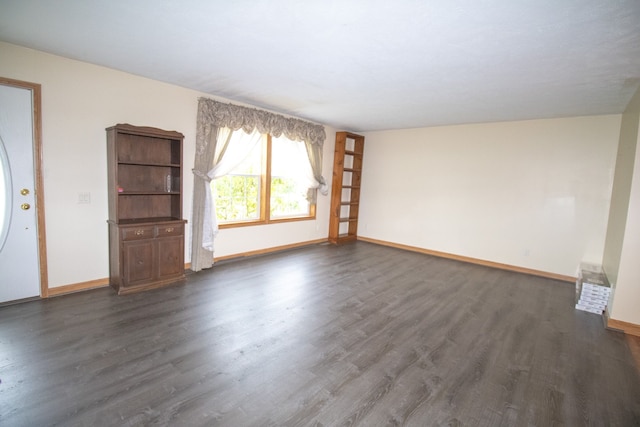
[202,127,262,251]
[290,138,327,202]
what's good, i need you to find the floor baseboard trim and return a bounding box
[358,236,576,283]
[47,241,325,297]
[47,278,110,297]
[606,317,640,337]
[213,239,327,263]
[46,238,584,298]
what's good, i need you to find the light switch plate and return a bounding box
[78,192,91,204]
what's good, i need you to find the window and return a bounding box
[212,129,316,227]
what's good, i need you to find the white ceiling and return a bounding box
[1,0,639,131]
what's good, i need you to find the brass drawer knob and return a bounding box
[21,203,31,210]
[135,230,144,236]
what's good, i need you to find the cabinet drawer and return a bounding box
[121,226,155,241]
[156,224,184,237]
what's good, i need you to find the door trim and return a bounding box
[0,77,48,298]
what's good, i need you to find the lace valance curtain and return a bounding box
[191,98,327,272]
[196,98,326,154]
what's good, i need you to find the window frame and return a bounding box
[216,134,317,229]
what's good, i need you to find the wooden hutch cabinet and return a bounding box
[107,124,187,294]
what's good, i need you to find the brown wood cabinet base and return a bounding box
[114,275,186,295]
[108,220,187,295]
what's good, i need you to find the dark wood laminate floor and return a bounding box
[1,242,639,426]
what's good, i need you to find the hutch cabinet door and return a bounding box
[122,240,155,286]
[157,236,184,280]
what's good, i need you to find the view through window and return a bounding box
[212,130,315,226]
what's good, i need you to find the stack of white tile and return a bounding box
[575,265,610,315]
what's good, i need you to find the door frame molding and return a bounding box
[0,77,49,298]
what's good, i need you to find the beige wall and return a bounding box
[0,42,334,288]
[360,116,620,277]
[604,87,640,325]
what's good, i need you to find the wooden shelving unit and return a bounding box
[329,131,364,244]
[106,124,187,294]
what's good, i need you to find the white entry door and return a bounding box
[0,83,41,303]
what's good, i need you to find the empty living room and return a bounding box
[1,1,640,425]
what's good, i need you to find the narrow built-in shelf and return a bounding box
[339,217,358,223]
[329,131,365,245]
